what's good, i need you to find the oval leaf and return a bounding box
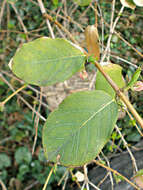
[11,37,85,86]
[43,90,118,167]
[125,67,141,91]
[0,153,11,169]
[73,0,92,6]
[95,63,125,98]
[15,147,32,164]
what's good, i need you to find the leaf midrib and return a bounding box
[14,55,85,65]
[47,99,115,161]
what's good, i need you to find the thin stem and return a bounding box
[32,87,43,154]
[94,2,98,28]
[100,152,114,189]
[37,0,55,38]
[126,109,143,137]
[42,167,54,190]
[10,3,29,41]
[97,4,104,53]
[0,73,46,121]
[101,5,124,63]
[110,54,138,69]
[0,0,7,27]
[1,83,27,105]
[58,170,69,186]
[93,160,140,190]
[93,60,143,129]
[83,164,101,190]
[115,125,138,173]
[94,7,143,58]
[69,169,81,188]
[107,0,116,62]
[43,13,79,45]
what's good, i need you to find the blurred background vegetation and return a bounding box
[0,0,143,189]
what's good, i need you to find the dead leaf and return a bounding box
[85,25,100,60]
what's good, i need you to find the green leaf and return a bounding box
[0,170,7,181]
[95,64,125,98]
[125,67,141,91]
[73,0,92,6]
[0,153,11,169]
[11,37,85,86]
[52,0,58,6]
[135,169,143,177]
[19,164,30,175]
[43,90,118,167]
[15,147,32,164]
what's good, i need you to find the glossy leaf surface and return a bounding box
[11,37,85,86]
[43,90,118,166]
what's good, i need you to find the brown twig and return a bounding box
[115,125,138,173]
[107,0,116,62]
[83,164,101,190]
[94,2,98,28]
[0,73,46,121]
[32,87,43,154]
[93,160,140,190]
[10,2,29,41]
[69,170,81,189]
[0,29,42,37]
[93,60,143,129]
[0,0,7,27]
[43,13,79,45]
[100,5,124,63]
[0,84,27,106]
[126,109,143,137]
[100,152,114,189]
[37,0,55,38]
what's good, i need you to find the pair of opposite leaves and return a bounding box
[10,28,122,166]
